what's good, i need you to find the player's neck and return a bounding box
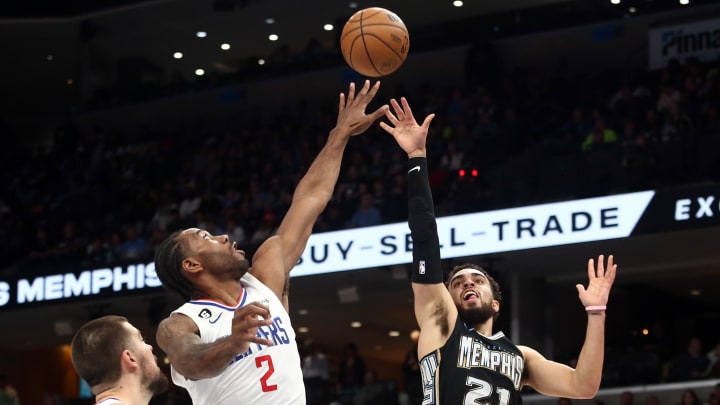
[472,321,494,337]
[95,383,150,405]
[202,278,244,306]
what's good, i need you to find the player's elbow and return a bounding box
[573,381,600,399]
[171,357,220,381]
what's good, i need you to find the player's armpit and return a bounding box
[413,283,457,358]
[249,236,287,302]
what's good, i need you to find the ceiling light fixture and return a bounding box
[195,68,205,76]
[298,309,309,315]
[220,43,231,50]
[258,59,266,65]
[351,321,362,328]
[349,2,358,8]
[323,24,334,31]
[268,34,279,41]
[265,18,275,24]
[196,31,207,38]
[453,0,464,7]
[610,0,621,4]
[628,6,637,13]
[388,330,400,337]
[298,327,309,333]
[173,52,183,59]
[679,0,689,4]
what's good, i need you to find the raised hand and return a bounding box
[576,254,617,307]
[379,97,435,157]
[231,301,274,351]
[336,80,389,137]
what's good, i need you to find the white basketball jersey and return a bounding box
[170,272,305,405]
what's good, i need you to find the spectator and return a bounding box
[0,374,19,405]
[401,330,422,405]
[679,389,701,405]
[118,225,148,260]
[55,221,86,259]
[225,218,247,245]
[249,212,277,244]
[559,107,594,141]
[347,192,383,228]
[620,390,638,405]
[353,371,395,405]
[666,338,710,381]
[581,118,619,152]
[704,383,720,405]
[338,342,367,402]
[28,228,52,257]
[303,341,330,405]
[440,141,464,171]
[646,394,663,405]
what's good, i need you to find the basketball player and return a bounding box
[153,80,388,405]
[71,315,169,405]
[380,97,617,404]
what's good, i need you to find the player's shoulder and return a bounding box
[252,235,281,260]
[159,311,198,334]
[156,312,200,350]
[516,344,541,361]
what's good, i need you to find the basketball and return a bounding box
[340,7,410,77]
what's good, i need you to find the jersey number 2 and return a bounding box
[255,355,278,392]
[463,376,510,405]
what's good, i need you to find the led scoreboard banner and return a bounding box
[1,183,718,309]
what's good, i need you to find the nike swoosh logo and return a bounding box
[209,313,223,324]
[408,166,421,173]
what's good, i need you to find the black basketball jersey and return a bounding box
[419,317,525,405]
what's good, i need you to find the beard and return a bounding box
[140,357,170,396]
[200,249,250,279]
[458,302,496,326]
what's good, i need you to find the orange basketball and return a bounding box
[340,7,410,77]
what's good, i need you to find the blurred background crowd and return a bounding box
[1,0,720,404]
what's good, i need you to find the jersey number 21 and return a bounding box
[463,376,510,405]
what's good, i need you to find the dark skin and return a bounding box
[156,81,389,380]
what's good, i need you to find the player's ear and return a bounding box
[492,299,500,313]
[120,349,139,371]
[182,257,203,274]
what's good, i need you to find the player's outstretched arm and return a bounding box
[520,255,617,398]
[251,80,388,304]
[380,97,456,358]
[156,302,274,380]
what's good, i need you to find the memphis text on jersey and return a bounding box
[421,335,525,391]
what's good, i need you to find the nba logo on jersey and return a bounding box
[419,261,426,275]
[199,309,212,319]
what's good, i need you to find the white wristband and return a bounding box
[585,305,606,311]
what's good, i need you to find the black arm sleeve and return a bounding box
[407,157,443,284]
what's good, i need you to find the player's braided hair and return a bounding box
[154,230,195,301]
